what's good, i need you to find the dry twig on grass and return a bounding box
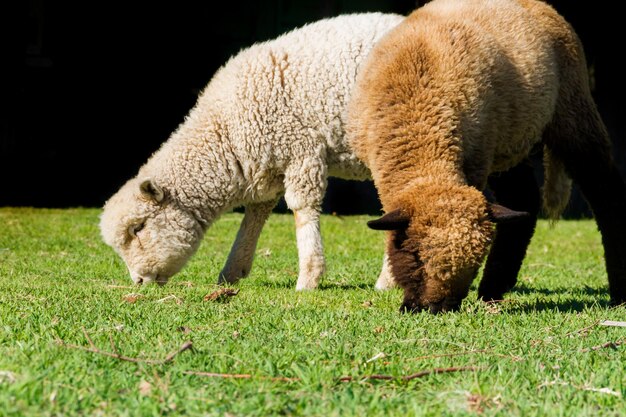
[57,328,193,365]
[183,366,481,383]
[581,340,624,353]
[538,380,621,397]
[565,320,602,338]
[567,315,626,338]
[183,371,298,382]
[338,366,481,382]
[383,349,523,364]
[157,294,184,304]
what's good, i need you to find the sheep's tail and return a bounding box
[541,145,572,223]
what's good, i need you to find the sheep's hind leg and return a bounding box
[545,106,626,306]
[478,162,540,301]
[218,199,277,284]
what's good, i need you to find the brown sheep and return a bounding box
[347,0,626,313]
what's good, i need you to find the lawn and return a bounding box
[0,207,624,416]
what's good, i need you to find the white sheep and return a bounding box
[100,12,404,290]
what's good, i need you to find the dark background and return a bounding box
[1,0,622,217]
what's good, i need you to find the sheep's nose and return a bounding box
[131,275,144,285]
[130,271,154,285]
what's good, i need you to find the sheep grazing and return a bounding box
[348,0,626,313]
[99,13,404,289]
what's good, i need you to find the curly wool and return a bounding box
[100,13,404,288]
[348,0,594,312]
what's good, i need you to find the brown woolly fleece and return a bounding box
[348,0,626,312]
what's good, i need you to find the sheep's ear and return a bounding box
[139,179,164,203]
[488,203,529,224]
[367,209,410,231]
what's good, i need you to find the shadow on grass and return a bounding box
[509,282,608,297]
[491,283,612,312]
[254,278,613,312]
[318,282,377,291]
[504,299,610,313]
[255,280,378,291]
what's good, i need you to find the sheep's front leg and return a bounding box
[218,199,277,284]
[375,247,396,290]
[293,206,326,290]
[478,161,540,301]
[284,160,327,290]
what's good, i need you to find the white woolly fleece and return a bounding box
[100,13,404,289]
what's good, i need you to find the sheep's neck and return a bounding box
[155,118,242,226]
[374,129,467,203]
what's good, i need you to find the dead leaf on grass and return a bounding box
[138,380,152,396]
[122,293,144,303]
[466,393,502,413]
[203,288,239,302]
[484,302,502,314]
[0,370,16,384]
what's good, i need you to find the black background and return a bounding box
[1,0,622,217]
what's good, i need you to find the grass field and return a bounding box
[0,207,625,416]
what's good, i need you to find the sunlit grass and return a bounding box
[0,208,624,416]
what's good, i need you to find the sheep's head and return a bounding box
[100,178,205,286]
[368,185,527,313]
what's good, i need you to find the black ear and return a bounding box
[139,179,165,203]
[488,203,529,224]
[367,209,410,231]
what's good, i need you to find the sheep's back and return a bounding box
[348,0,572,196]
[198,13,404,181]
[416,0,564,172]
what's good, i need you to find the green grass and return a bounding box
[0,207,625,416]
